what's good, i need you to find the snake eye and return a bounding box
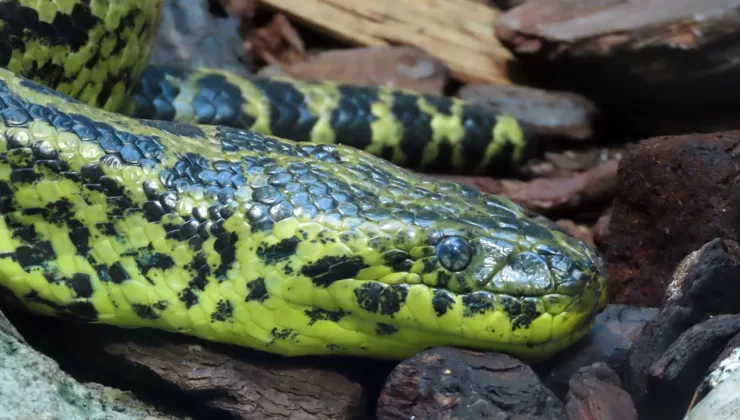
[436,236,473,272]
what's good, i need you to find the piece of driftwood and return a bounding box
[0,307,370,420]
[255,0,514,84]
[101,337,369,420]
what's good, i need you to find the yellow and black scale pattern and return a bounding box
[0,0,532,176]
[121,66,531,175]
[0,0,608,362]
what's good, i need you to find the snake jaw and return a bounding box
[394,213,610,358]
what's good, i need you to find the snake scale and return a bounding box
[0,0,608,362]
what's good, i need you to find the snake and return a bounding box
[0,0,608,363]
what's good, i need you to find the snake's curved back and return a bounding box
[0,0,607,362]
[0,0,533,175]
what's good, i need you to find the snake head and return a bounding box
[319,153,609,362]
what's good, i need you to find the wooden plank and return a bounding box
[256,0,514,85]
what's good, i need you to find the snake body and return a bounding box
[0,0,607,362]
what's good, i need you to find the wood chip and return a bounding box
[255,0,514,84]
[258,46,448,94]
[245,13,309,65]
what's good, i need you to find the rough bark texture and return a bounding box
[604,132,740,307]
[0,308,370,420]
[258,46,449,94]
[256,0,514,84]
[101,339,369,419]
[493,0,740,82]
[565,363,637,420]
[493,0,740,132]
[376,347,568,420]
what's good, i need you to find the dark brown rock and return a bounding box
[565,363,637,420]
[494,0,740,65]
[604,132,740,307]
[457,84,600,142]
[624,239,740,418]
[259,47,449,95]
[376,347,567,420]
[536,305,658,399]
[636,315,740,420]
[492,0,740,130]
[493,0,740,84]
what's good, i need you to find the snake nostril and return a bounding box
[436,236,473,272]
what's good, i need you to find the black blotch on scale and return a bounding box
[213,232,238,281]
[68,273,93,298]
[135,250,175,275]
[305,308,348,326]
[15,241,55,267]
[11,225,36,242]
[211,300,234,322]
[132,301,168,320]
[461,291,494,317]
[256,236,300,265]
[268,327,295,345]
[301,255,368,287]
[107,262,130,284]
[178,259,211,308]
[375,322,398,336]
[245,277,268,302]
[354,282,409,316]
[511,298,541,330]
[431,289,455,317]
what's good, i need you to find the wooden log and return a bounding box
[255,0,514,85]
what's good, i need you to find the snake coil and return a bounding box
[0,0,607,362]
